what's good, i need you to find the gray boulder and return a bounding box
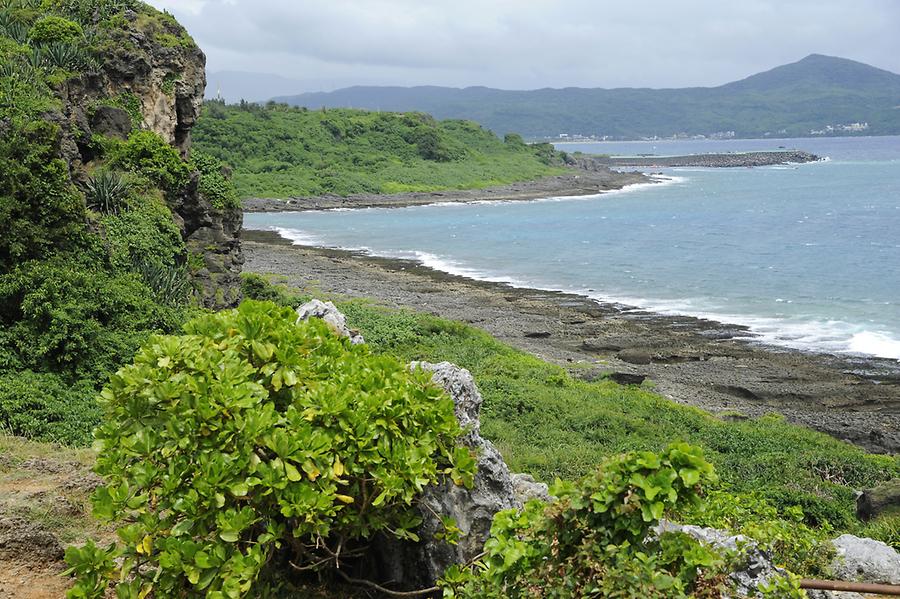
[806,535,900,598]
[402,361,519,584]
[376,362,523,588]
[511,473,552,504]
[295,299,364,344]
[655,521,785,596]
[831,534,900,584]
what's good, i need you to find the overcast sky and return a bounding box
[148,0,900,91]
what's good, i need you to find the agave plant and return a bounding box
[0,13,27,43]
[0,59,34,81]
[39,42,99,72]
[86,170,131,215]
[134,260,193,307]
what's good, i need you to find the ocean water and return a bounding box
[245,136,900,360]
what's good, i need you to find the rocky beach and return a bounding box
[243,228,900,454]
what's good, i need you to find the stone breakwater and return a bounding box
[595,150,821,168]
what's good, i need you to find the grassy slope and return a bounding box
[241,276,900,531]
[192,102,568,199]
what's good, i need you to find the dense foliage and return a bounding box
[66,300,475,598]
[443,444,728,598]
[193,101,568,199]
[279,54,900,139]
[0,0,230,445]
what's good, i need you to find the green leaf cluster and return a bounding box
[107,130,192,193]
[191,151,240,210]
[443,444,728,598]
[73,300,475,597]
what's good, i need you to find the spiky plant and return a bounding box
[86,170,131,215]
[38,41,99,72]
[0,12,28,42]
[135,260,193,307]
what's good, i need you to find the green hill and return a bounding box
[274,54,900,139]
[192,101,567,199]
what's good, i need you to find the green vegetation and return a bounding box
[278,54,900,139]
[860,515,900,550]
[0,1,236,445]
[27,14,83,44]
[193,101,569,199]
[243,277,899,534]
[444,445,728,598]
[66,300,476,597]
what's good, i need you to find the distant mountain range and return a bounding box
[270,55,900,139]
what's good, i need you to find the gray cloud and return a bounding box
[149,0,900,91]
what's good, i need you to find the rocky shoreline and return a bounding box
[242,168,649,212]
[594,150,821,168]
[243,229,900,454]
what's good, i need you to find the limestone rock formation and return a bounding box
[53,7,242,308]
[371,361,522,588]
[510,472,552,504]
[295,300,365,344]
[403,361,518,584]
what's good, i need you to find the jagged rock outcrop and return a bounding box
[53,7,242,308]
[295,300,365,344]
[374,361,520,588]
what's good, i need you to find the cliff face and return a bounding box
[55,7,242,308]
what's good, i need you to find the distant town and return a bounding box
[543,122,870,143]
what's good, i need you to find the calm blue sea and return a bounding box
[245,136,900,360]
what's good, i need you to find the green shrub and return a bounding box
[134,260,192,307]
[239,272,307,308]
[0,370,99,445]
[70,300,476,597]
[28,15,82,44]
[100,190,184,272]
[678,489,833,575]
[192,151,239,210]
[443,444,730,598]
[0,258,183,384]
[0,119,88,271]
[40,0,137,25]
[109,130,191,192]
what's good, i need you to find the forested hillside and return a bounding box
[275,54,900,139]
[193,101,568,198]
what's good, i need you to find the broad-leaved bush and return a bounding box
[443,444,729,598]
[67,300,475,598]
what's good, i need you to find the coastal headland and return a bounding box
[242,150,821,213]
[243,170,900,456]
